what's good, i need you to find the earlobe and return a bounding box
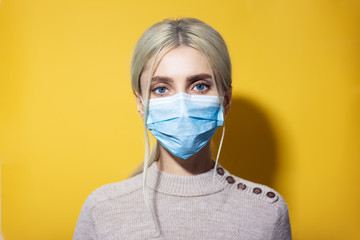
[135,93,144,120]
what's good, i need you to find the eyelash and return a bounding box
[152,86,169,94]
[151,82,211,95]
[193,83,210,92]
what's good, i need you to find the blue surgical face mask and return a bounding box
[141,92,224,160]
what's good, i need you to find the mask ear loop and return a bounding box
[199,51,226,186]
[212,101,226,185]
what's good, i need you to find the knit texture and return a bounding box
[73,161,292,239]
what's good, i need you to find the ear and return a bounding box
[223,87,232,116]
[135,93,144,121]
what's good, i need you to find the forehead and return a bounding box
[143,46,212,78]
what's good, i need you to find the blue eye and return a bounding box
[194,84,207,91]
[155,86,168,94]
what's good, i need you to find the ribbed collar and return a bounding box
[145,160,229,197]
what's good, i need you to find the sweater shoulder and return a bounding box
[225,173,292,238]
[83,173,143,210]
[217,164,288,205]
[233,176,286,205]
[225,172,287,206]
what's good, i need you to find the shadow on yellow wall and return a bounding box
[213,97,279,189]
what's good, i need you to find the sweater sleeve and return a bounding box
[73,194,97,240]
[271,196,292,240]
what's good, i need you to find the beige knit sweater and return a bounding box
[73,161,292,239]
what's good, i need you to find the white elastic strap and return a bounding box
[212,121,225,185]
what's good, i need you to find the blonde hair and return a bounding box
[128,17,232,237]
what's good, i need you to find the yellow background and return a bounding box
[1,0,359,239]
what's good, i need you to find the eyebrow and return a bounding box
[151,73,212,83]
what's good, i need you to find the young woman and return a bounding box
[74,17,292,240]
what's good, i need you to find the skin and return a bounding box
[135,46,232,176]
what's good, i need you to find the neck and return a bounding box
[156,141,215,176]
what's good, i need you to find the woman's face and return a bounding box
[136,46,232,119]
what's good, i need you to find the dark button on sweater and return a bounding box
[266,191,276,198]
[237,183,247,190]
[253,187,262,194]
[216,167,224,175]
[226,176,235,184]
